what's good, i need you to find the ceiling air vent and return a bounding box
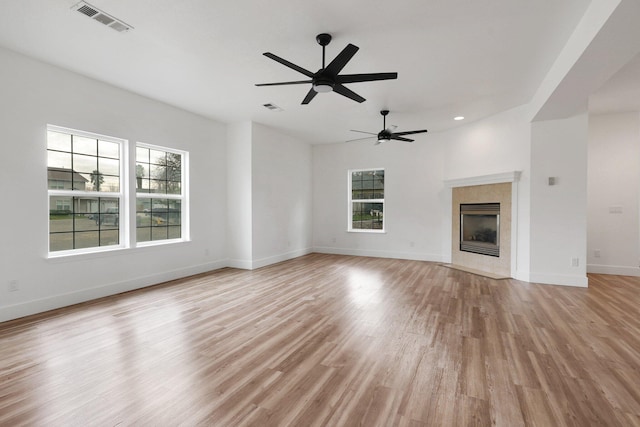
[71,1,133,33]
[263,103,283,112]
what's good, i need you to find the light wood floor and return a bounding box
[1,254,640,426]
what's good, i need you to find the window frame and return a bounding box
[47,124,128,257]
[135,142,189,247]
[347,168,386,233]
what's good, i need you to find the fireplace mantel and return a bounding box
[444,171,521,188]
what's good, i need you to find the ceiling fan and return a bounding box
[349,110,428,144]
[255,33,398,105]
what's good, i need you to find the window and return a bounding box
[135,144,187,244]
[47,126,125,253]
[348,168,385,232]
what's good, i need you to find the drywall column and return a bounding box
[530,114,588,286]
[227,122,253,268]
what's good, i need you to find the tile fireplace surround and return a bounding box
[444,172,521,278]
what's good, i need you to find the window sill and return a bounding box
[136,238,190,249]
[347,229,386,234]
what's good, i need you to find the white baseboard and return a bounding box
[228,248,313,270]
[587,263,640,276]
[313,246,446,263]
[251,248,313,269]
[514,270,531,282]
[227,258,253,269]
[528,272,589,287]
[0,259,228,323]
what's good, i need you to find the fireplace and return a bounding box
[460,203,500,257]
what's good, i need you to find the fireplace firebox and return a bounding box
[460,203,500,257]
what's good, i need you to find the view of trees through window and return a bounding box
[350,169,384,231]
[135,146,184,243]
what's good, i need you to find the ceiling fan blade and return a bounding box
[255,80,312,86]
[337,72,398,84]
[333,84,365,103]
[392,129,428,136]
[390,135,414,142]
[263,52,315,78]
[324,44,359,76]
[346,135,376,142]
[301,88,318,104]
[349,130,377,135]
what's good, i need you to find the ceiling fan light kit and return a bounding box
[256,33,398,104]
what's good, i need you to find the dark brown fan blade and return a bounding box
[392,129,428,136]
[301,88,318,104]
[349,130,377,135]
[337,73,398,84]
[255,80,313,86]
[333,84,365,103]
[263,53,314,77]
[390,135,414,142]
[324,44,359,76]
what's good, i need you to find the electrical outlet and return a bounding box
[571,258,579,267]
[8,280,19,292]
[594,249,601,258]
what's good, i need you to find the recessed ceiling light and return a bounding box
[454,116,465,121]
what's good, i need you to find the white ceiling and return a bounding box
[0,0,628,144]
[590,51,640,115]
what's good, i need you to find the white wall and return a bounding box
[530,114,589,286]
[251,123,313,268]
[0,47,227,322]
[312,106,532,267]
[587,112,640,275]
[312,130,446,262]
[227,122,253,268]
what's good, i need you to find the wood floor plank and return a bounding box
[1,254,640,426]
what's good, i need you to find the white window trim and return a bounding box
[347,167,386,233]
[135,142,189,247]
[47,124,129,258]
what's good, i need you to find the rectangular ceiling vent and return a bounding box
[71,1,133,33]
[263,103,283,112]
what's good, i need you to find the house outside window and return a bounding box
[47,125,125,254]
[135,144,187,244]
[348,168,385,232]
